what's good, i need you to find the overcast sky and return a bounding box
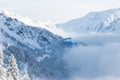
[0,0,120,23]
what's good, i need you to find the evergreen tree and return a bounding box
[7,54,19,80]
[0,51,6,80]
[22,66,30,80]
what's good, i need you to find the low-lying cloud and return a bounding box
[64,42,120,80]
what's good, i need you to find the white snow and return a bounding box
[0,9,68,38]
[36,55,50,62]
[57,8,120,36]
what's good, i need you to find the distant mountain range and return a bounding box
[57,8,120,34]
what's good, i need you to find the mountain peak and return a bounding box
[0,9,18,19]
[0,9,11,15]
[57,8,120,34]
[0,9,68,37]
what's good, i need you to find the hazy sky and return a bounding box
[0,0,120,23]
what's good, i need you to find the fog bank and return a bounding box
[64,42,120,80]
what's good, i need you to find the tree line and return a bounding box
[0,51,30,80]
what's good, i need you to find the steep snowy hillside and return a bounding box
[57,8,120,34]
[0,9,68,38]
[0,9,70,80]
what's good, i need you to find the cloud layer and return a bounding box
[64,42,120,80]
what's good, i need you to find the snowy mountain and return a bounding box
[56,8,120,34]
[56,8,120,80]
[0,9,70,80]
[0,9,68,38]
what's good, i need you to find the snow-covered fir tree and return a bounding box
[0,51,31,80]
[6,54,20,80]
[21,66,30,80]
[0,51,6,80]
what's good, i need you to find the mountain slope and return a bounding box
[56,8,120,34]
[0,9,68,38]
[0,9,70,80]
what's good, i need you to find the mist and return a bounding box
[64,42,120,80]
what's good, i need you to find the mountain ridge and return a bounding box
[0,9,70,80]
[56,8,120,34]
[0,9,68,38]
